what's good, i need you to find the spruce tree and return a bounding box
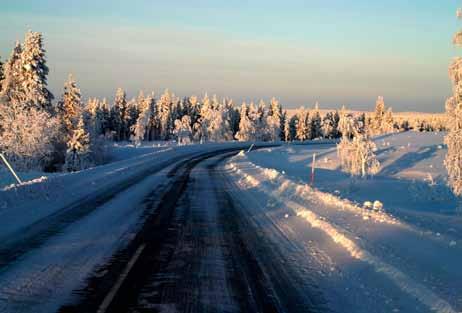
[109,88,127,141]
[296,107,310,141]
[322,112,335,139]
[17,31,54,112]
[371,96,386,135]
[236,102,255,141]
[0,41,22,109]
[310,102,322,139]
[158,89,172,140]
[131,95,153,146]
[64,116,93,172]
[267,97,282,141]
[59,74,82,137]
[283,112,291,141]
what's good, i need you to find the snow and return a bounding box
[224,131,462,313]
[0,142,260,312]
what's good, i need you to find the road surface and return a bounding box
[0,147,324,313]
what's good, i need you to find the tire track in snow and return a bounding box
[228,161,457,313]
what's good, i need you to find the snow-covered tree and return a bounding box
[383,108,395,133]
[64,116,93,172]
[184,95,201,126]
[126,98,140,140]
[337,132,380,177]
[289,115,298,142]
[173,115,193,145]
[0,100,60,170]
[58,74,82,137]
[111,88,128,141]
[206,97,233,142]
[158,89,173,140]
[295,107,310,141]
[445,8,462,196]
[0,42,23,109]
[283,113,291,141]
[322,112,336,139]
[17,31,54,112]
[236,102,255,141]
[371,96,386,134]
[338,106,356,139]
[337,116,380,178]
[85,97,102,136]
[310,102,322,139]
[131,95,153,146]
[266,97,282,141]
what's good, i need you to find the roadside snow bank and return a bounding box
[226,155,458,313]
[227,159,399,225]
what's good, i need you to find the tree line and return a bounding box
[0,30,444,173]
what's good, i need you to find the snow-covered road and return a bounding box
[0,135,460,313]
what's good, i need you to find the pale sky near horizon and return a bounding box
[0,0,460,112]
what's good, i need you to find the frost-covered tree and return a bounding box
[283,113,291,141]
[58,74,82,137]
[337,132,380,178]
[126,98,140,140]
[371,96,386,134]
[0,100,60,170]
[184,95,201,127]
[173,115,193,145]
[198,93,212,142]
[383,108,395,133]
[337,115,380,178]
[296,107,310,141]
[266,97,282,141]
[131,95,153,146]
[64,116,93,172]
[322,112,336,139]
[207,98,233,142]
[111,88,128,141]
[17,31,54,112]
[445,7,462,196]
[310,102,322,139]
[236,102,255,141]
[289,115,298,142]
[158,89,173,140]
[0,42,23,109]
[99,98,111,137]
[256,100,269,141]
[85,98,102,136]
[338,106,356,139]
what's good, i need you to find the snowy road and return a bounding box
[56,149,323,313]
[1,138,460,313]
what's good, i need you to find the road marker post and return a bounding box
[0,153,22,184]
[310,153,316,186]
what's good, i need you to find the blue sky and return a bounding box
[0,0,460,112]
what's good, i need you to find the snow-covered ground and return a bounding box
[224,131,462,313]
[0,142,257,313]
